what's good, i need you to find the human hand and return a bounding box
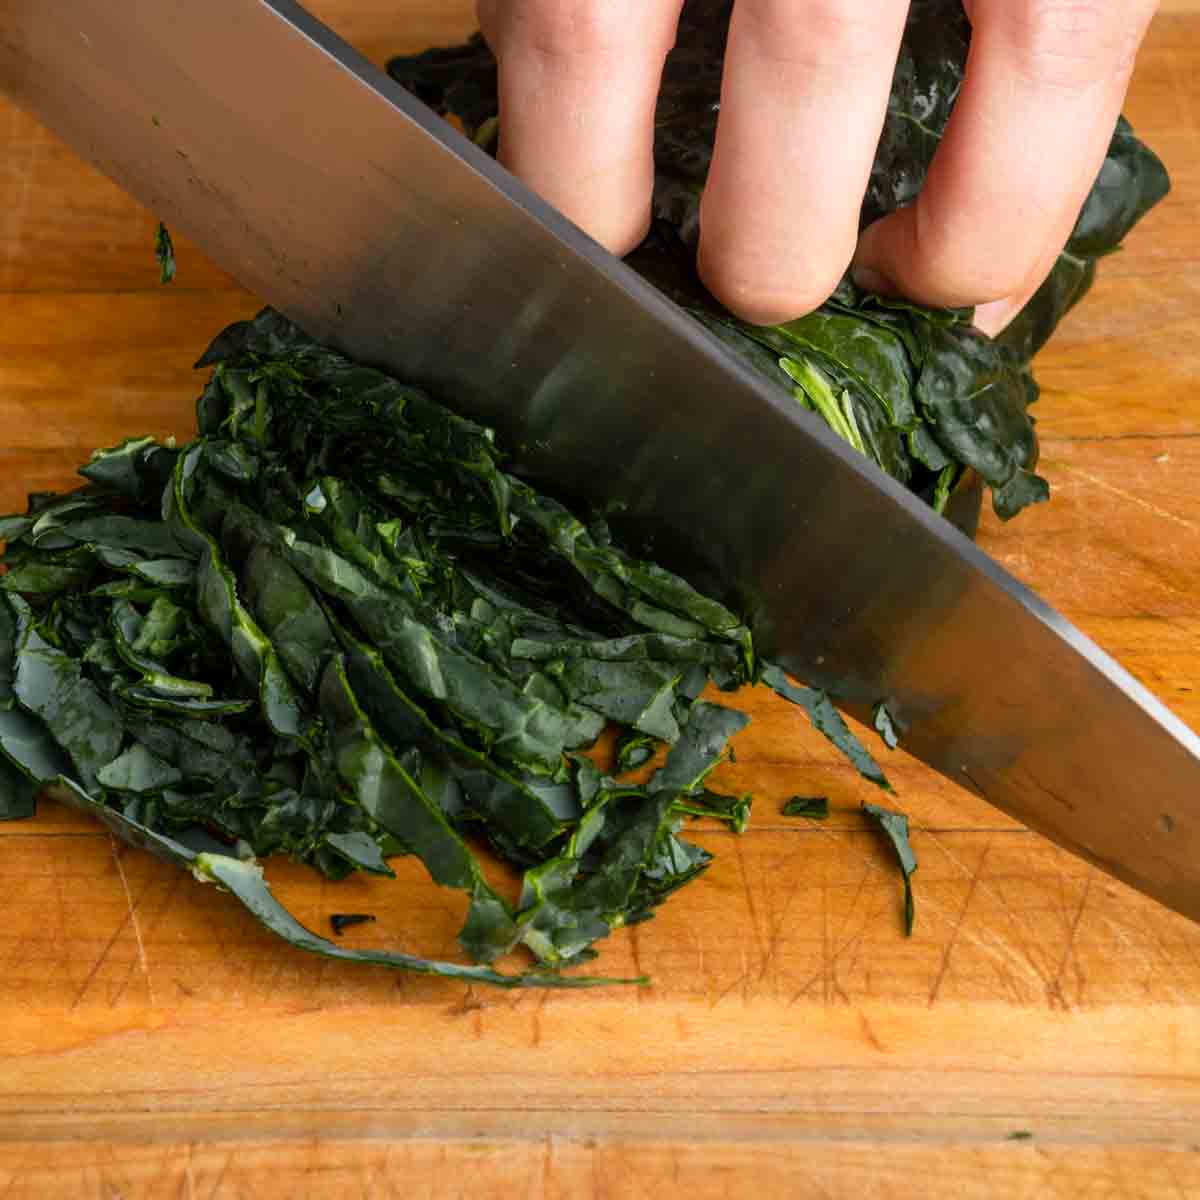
[476,1,1158,333]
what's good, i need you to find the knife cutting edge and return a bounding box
[1,0,1198,921]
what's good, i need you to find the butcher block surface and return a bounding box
[2,3,1200,1196]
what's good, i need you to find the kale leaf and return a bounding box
[782,797,829,820]
[863,801,919,936]
[155,222,176,285]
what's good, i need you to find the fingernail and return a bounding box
[851,264,889,296]
[973,298,1019,338]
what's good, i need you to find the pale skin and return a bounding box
[476,0,1159,334]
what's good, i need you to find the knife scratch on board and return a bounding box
[1045,872,1095,1011]
[731,834,772,985]
[758,839,820,985]
[914,830,1055,1002]
[1,116,42,291]
[1055,463,1198,532]
[68,836,156,1010]
[109,832,155,1006]
[926,839,991,1007]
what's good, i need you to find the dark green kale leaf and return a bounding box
[0,595,17,708]
[50,774,631,988]
[782,797,829,819]
[673,789,751,833]
[615,729,660,772]
[329,912,376,935]
[0,756,38,820]
[872,702,901,751]
[863,801,919,936]
[320,653,518,963]
[78,435,179,500]
[9,595,124,789]
[164,446,307,737]
[155,222,176,285]
[761,665,891,791]
[648,700,748,795]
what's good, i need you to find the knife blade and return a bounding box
[2,0,1198,922]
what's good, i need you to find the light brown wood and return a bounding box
[2,4,1200,1197]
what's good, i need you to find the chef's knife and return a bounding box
[2,0,1198,921]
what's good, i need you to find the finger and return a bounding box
[478,0,683,256]
[854,0,1158,309]
[974,289,1038,338]
[697,0,910,326]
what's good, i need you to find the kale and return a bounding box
[155,222,176,285]
[863,801,919,936]
[0,309,915,987]
[329,913,376,936]
[873,702,902,751]
[761,664,891,792]
[782,797,829,820]
[388,0,1169,521]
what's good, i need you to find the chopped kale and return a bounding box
[863,801,919,936]
[329,913,376,936]
[155,222,176,285]
[873,702,902,751]
[0,309,916,986]
[782,797,829,819]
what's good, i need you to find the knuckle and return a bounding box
[701,247,852,326]
[737,0,882,68]
[923,256,1033,307]
[910,211,1036,305]
[488,1,675,62]
[588,207,653,258]
[1006,1,1155,88]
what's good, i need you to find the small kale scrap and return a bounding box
[388,0,1169,521]
[155,222,176,285]
[782,797,829,820]
[0,309,910,987]
[863,802,919,936]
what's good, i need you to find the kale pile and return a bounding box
[0,310,902,987]
[388,0,1169,520]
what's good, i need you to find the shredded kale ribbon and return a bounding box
[155,222,176,285]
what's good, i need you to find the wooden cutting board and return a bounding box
[2,4,1199,1196]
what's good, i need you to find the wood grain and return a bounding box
[1,4,1199,1197]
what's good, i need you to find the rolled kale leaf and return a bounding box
[388,0,1169,521]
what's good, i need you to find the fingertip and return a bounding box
[855,212,1047,336]
[972,298,1020,337]
[697,246,842,326]
[592,204,653,259]
[852,212,925,302]
[853,209,1032,311]
[973,287,1040,338]
[848,262,895,300]
[698,211,855,326]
